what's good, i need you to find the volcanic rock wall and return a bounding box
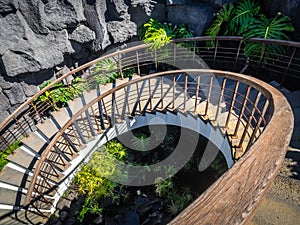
[0,0,299,122]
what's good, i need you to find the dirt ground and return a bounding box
[247,148,300,225]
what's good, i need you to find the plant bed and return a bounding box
[47,125,228,225]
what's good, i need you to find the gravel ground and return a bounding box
[247,148,300,225]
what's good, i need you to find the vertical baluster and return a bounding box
[215,77,227,122]
[172,75,176,109]
[13,116,28,137]
[161,76,164,109]
[233,86,251,137]
[118,53,123,79]
[31,102,43,123]
[238,92,261,148]
[246,100,269,151]
[148,79,153,110]
[280,47,296,87]
[0,135,11,150]
[204,76,213,118]
[136,51,140,76]
[225,81,239,130]
[255,43,266,76]
[173,44,177,66]
[194,75,200,112]
[183,73,188,110]
[213,40,219,68]
[101,99,110,127]
[234,40,242,71]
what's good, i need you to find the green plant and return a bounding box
[243,14,295,63]
[227,0,260,35]
[155,177,174,197]
[139,18,194,50]
[205,0,294,63]
[0,140,21,171]
[131,132,152,152]
[36,77,87,110]
[94,59,135,84]
[74,150,122,222]
[103,140,127,160]
[167,191,193,216]
[77,196,103,223]
[139,19,175,50]
[205,3,234,41]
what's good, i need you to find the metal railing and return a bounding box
[23,69,292,225]
[1,37,299,154]
[0,37,295,224]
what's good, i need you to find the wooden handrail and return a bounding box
[24,69,293,225]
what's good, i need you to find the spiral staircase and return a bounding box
[0,37,297,225]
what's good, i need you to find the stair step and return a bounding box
[21,133,48,155]
[67,97,84,115]
[0,208,47,225]
[50,108,71,128]
[6,148,38,170]
[0,166,31,189]
[0,188,25,206]
[36,119,58,140]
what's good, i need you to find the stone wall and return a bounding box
[0,0,299,123]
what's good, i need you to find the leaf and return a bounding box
[228,0,260,35]
[205,3,234,46]
[243,13,294,64]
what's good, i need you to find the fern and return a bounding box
[228,0,260,35]
[243,14,294,63]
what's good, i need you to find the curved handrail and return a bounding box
[24,69,293,225]
[1,37,299,153]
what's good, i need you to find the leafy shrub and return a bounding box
[36,77,87,110]
[0,140,21,171]
[138,18,194,50]
[205,0,294,63]
[94,58,135,84]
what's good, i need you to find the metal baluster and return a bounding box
[148,79,153,110]
[225,81,239,129]
[280,47,296,87]
[238,92,261,148]
[215,77,227,122]
[184,73,188,110]
[194,75,200,112]
[118,53,123,79]
[213,40,219,68]
[161,76,164,109]
[172,75,176,109]
[233,86,251,137]
[136,51,141,76]
[246,100,269,151]
[204,76,213,118]
[13,116,28,137]
[234,40,242,71]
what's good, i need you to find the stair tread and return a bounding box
[0,166,31,189]
[21,133,47,155]
[50,108,71,127]
[6,148,38,170]
[0,188,25,206]
[36,119,58,139]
